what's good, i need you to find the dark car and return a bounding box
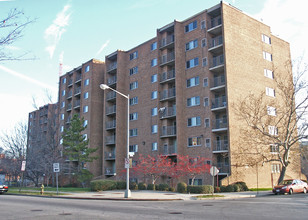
[0,185,8,194]
[273,179,308,195]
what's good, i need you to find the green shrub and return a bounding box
[169,187,175,192]
[130,182,138,190]
[116,181,126,190]
[90,180,117,191]
[234,181,249,191]
[220,185,227,192]
[138,182,147,190]
[158,183,169,191]
[226,184,235,192]
[177,182,187,193]
[187,185,214,194]
[155,185,159,191]
[233,184,240,192]
[147,183,155,190]
[214,187,220,193]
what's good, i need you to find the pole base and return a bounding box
[124,189,131,198]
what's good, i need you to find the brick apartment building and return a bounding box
[28,1,303,188]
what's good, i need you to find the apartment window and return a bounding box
[185,20,197,33]
[187,76,199,88]
[189,179,202,186]
[60,138,63,145]
[151,58,157,67]
[129,66,138,75]
[151,74,157,83]
[205,138,211,148]
[263,51,272,61]
[202,57,207,67]
[270,144,279,153]
[60,126,64,133]
[201,38,207,47]
[83,120,88,127]
[62,78,66,84]
[129,128,138,137]
[205,118,210,127]
[188,136,202,147]
[129,97,138,106]
[130,51,138,60]
[186,39,198,51]
[151,42,157,51]
[203,78,208,87]
[266,87,275,97]
[62,90,65,97]
[129,144,138,152]
[151,91,158,100]
[85,65,90,72]
[61,101,65,108]
[188,116,201,127]
[201,20,206,29]
[187,96,200,107]
[268,125,278,136]
[129,112,138,121]
[60,114,64,120]
[151,107,157,116]
[84,92,89,99]
[271,164,280,173]
[83,105,88,113]
[130,81,138,90]
[84,79,89,86]
[204,97,209,107]
[152,142,158,151]
[262,34,271,44]
[151,125,158,134]
[267,106,276,116]
[186,57,199,69]
[264,69,274,79]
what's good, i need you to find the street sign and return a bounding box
[124,158,130,169]
[210,166,219,176]
[53,163,60,173]
[21,161,26,171]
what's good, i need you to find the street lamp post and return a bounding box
[100,84,131,198]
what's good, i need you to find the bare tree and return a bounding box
[0,8,36,62]
[234,59,308,184]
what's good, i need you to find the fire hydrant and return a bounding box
[40,184,44,195]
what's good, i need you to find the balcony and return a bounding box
[159,106,176,119]
[107,76,117,87]
[66,117,71,124]
[68,79,73,87]
[160,52,175,66]
[208,16,222,35]
[106,120,116,130]
[162,144,177,156]
[212,118,228,132]
[75,75,82,83]
[208,35,223,55]
[160,125,176,138]
[106,105,116,116]
[66,103,72,112]
[159,35,175,50]
[105,151,116,160]
[107,62,117,73]
[73,100,80,109]
[210,75,225,91]
[160,88,176,101]
[105,167,116,176]
[211,97,227,111]
[160,69,175,84]
[209,55,224,73]
[217,163,229,174]
[212,141,228,153]
[67,90,73,99]
[74,87,81,96]
[106,91,116,102]
[105,135,116,145]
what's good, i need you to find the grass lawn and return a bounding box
[249,188,272,191]
[8,186,91,195]
[195,194,225,199]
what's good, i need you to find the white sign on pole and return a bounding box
[53,163,60,173]
[124,158,130,169]
[210,166,219,176]
[21,161,26,171]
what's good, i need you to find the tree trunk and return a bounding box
[278,166,286,184]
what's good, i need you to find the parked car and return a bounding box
[0,185,8,194]
[273,179,308,195]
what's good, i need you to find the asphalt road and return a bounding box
[0,193,307,219]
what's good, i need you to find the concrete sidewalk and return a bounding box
[56,190,272,201]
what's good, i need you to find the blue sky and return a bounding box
[0,0,307,134]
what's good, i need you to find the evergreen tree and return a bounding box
[62,114,97,187]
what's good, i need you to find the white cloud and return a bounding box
[44,4,72,59]
[0,65,58,92]
[254,0,308,61]
[96,40,110,56]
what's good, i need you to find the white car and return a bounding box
[0,185,8,194]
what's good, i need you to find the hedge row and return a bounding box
[216,182,249,193]
[176,182,214,194]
